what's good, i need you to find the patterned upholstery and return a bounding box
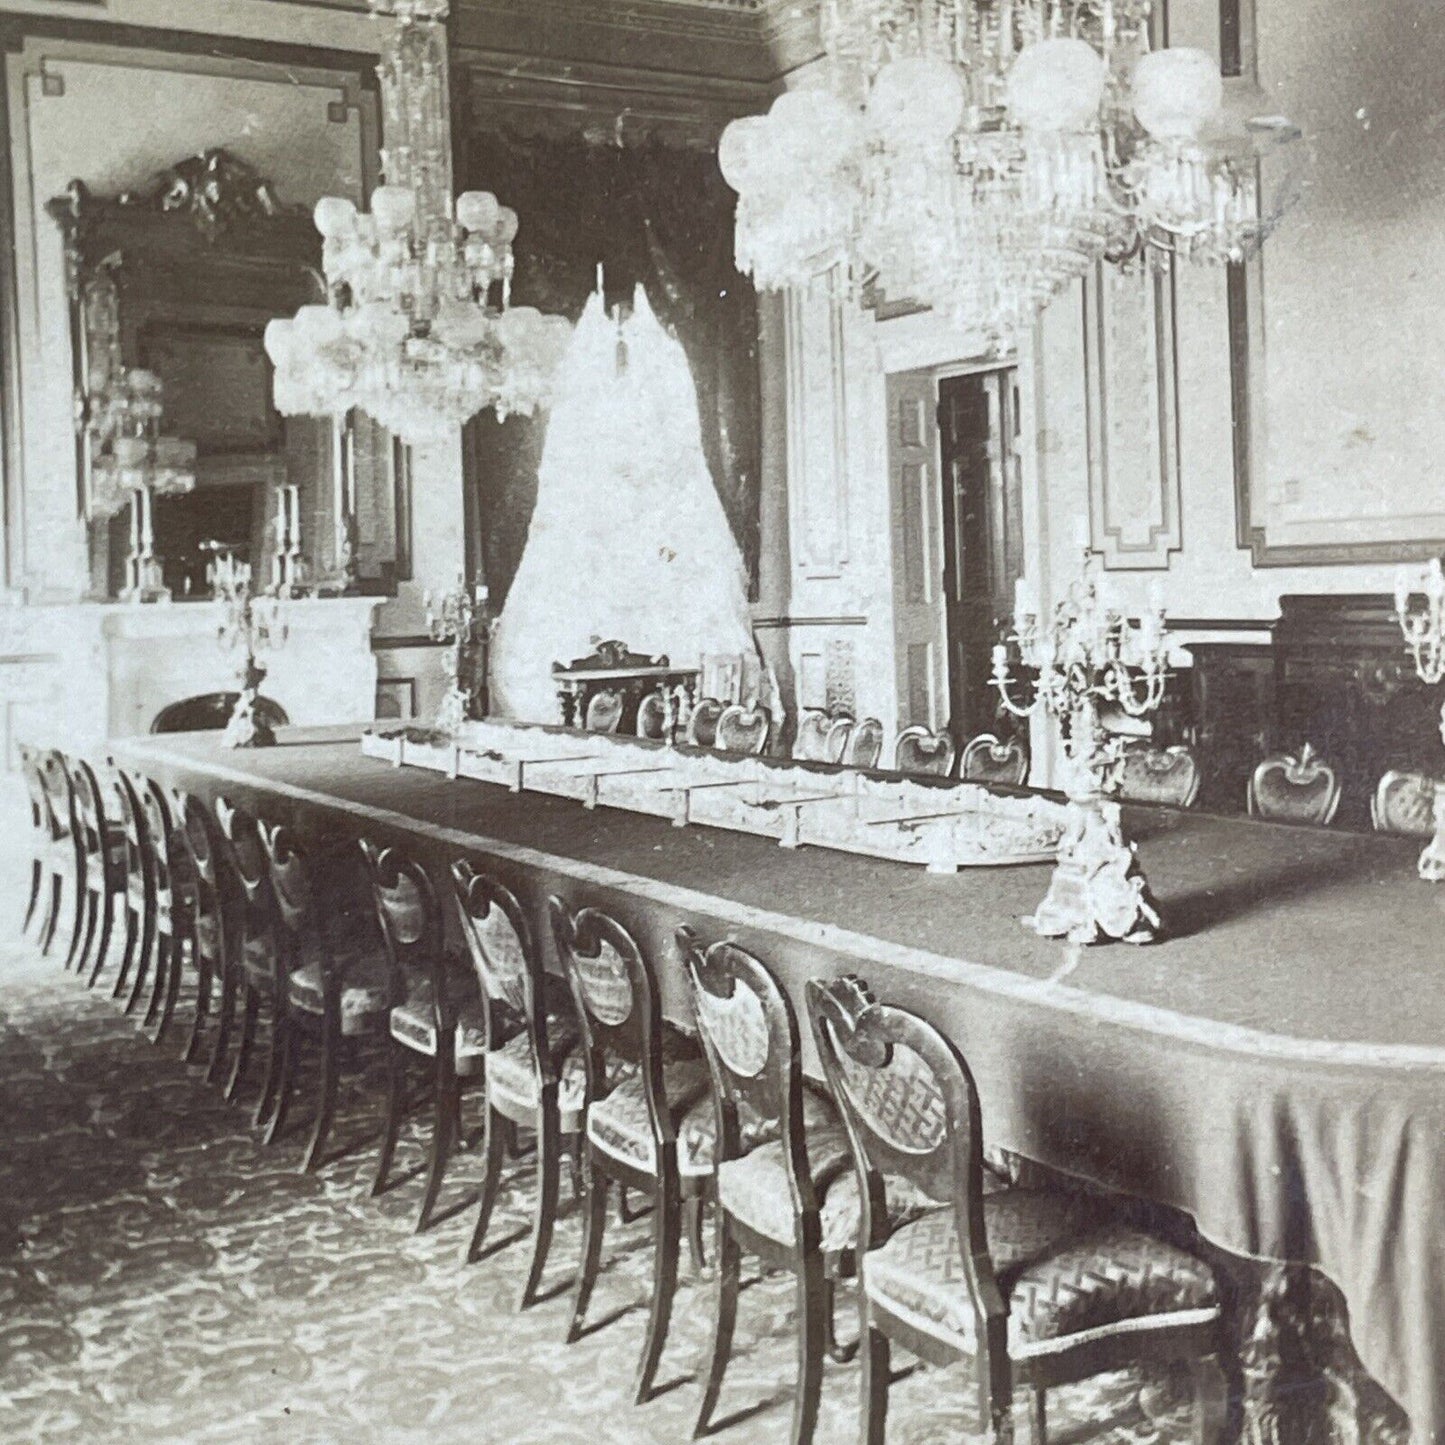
[636,690,669,741]
[893,726,956,778]
[832,1037,947,1153]
[388,975,489,1070]
[586,1061,714,1177]
[715,702,771,757]
[824,715,855,765]
[793,710,833,763]
[238,930,276,988]
[572,936,634,1026]
[693,979,770,1078]
[864,1193,1220,1359]
[1118,743,1201,808]
[960,733,1029,788]
[286,947,391,1036]
[687,697,726,749]
[486,1021,594,1129]
[465,904,529,1015]
[584,689,625,734]
[1249,745,1341,826]
[1373,769,1440,837]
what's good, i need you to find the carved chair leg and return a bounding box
[861,1319,891,1445]
[635,1168,682,1405]
[303,1000,342,1173]
[685,1194,708,1274]
[415,1047,458,1230]
[263,1017,299,1145]
[113,900,141,1000]
[1028,1385,1046,1445]
[63,858,87,970]
[566,1153,609,1345]
[792,1252,827,1445]
[87,890,117,989]
[463,1101,508,1264]
[694,1212,740,1439]
[371,1036,408,1198]
[255,998,288,1127]
[144,925,172,1029]
[184,947,212,1065]
[518,1104,561,1309]
[73,887,100,979]
[21,854,41,936]
[1191,1356,1230,1445]
[38,871,62,955]
[825,1276,860,1364]
[154,931,185,1046]
[227,984,260,1103]
[207,963,237,1086]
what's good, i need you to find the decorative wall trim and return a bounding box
[783,277,850,580]
[1166,616,1276,634]
[1082,260,1182,571]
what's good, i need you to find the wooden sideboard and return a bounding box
[1179,595,1442,828]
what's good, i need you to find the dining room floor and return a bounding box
[0,797,1201,1445]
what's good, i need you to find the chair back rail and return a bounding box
[1118,742,1202,809]
[362,841,445,1021]
[959,732,1029,788]
[174,791,233,960]
[111,768,155,900]
[1248,744,1342,826]
[1373,769,1439,837]
[687,697,726,749]
[453,862,553,1074]
[67,755,109,862]
[38,750,77,845]
[844,717,885,771]
[680,932,819,1232]
[636,689,668,741]
[793,710,833,763]
[893,725,956,778]
[806,975,1009,1382]
[823,714,855,765]
[19,743,46,831]
[215,797,279,965]
[583,688,625,734]
[715,701,770,756]
[258,820,316,940]
[136,776,182,905]
[549,897,670,1143]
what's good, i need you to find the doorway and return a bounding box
[937,369,1023,748]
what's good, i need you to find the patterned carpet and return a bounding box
[0,903,1199,1445]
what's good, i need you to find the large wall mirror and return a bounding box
[49,149,410,601]
[1228,0,1445,565]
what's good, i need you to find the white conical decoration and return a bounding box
[491,285,754,724]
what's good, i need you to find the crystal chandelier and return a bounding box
[265,0,570,447]
[720,0,1304,346]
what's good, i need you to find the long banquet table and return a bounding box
[113,725,1445,1442]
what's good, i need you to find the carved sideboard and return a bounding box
[1181,595,1442,828]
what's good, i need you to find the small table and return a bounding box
[551,646,699,732]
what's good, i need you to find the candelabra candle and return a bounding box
[426,572,494,734]
[992,551,1169,944]
[211,553,287,749]
[1393,559,1445,881]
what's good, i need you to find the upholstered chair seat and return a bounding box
[388,974,491,1075]
[586,1059,715,1177]
[286,946,392,1036]
[863,1198,1220,1361]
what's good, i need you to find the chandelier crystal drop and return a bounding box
[720,0,1304,347]
[266,0,570,447]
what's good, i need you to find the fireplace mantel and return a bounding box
[3,596,379,759]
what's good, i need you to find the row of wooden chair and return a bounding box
[16,745,1233,1442]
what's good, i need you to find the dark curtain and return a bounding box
[462,132,761,606]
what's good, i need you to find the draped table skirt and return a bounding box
[112,726,1445,1443]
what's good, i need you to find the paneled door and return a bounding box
[938,370,1023,746]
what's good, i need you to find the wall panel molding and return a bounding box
[1082,260,1182,571]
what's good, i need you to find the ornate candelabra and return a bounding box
[209,550,287,748]
[425,574,494,733]
[992,553,1169,944]
[269,484,309,597]
[1393,559,1445,880]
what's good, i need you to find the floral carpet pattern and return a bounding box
[0,927,1200,1445]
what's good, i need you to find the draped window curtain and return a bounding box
[461,131,762,606]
